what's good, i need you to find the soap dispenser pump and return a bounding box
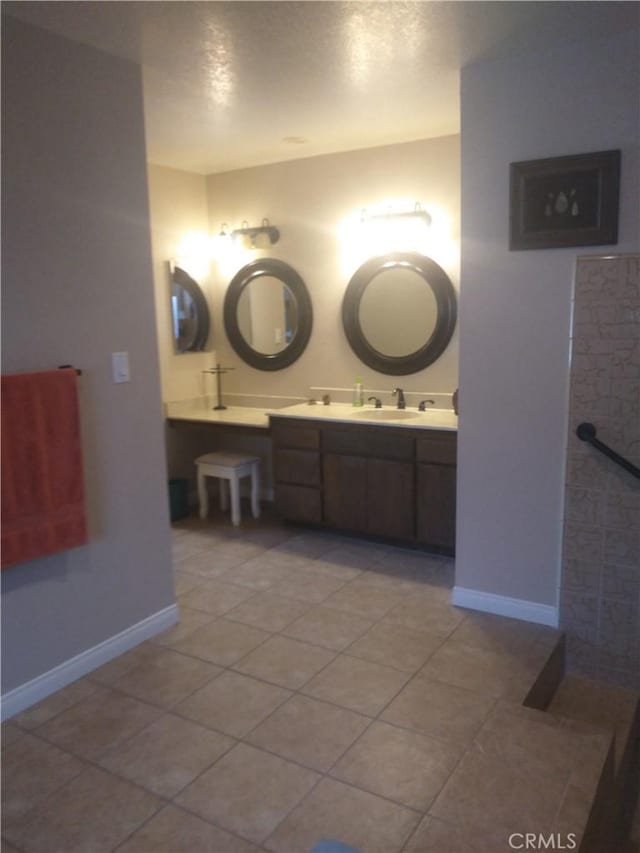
[353,377,364,407]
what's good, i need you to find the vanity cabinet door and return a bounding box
[274,483,322,524]
[323,454,367,531]
[416,462,456,551]
[367,459,415,540]
[323,455,414,540]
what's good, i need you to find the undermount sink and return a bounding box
[350,408,418,421]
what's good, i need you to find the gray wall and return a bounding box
[457,29,640,612]
[1,18,174,693]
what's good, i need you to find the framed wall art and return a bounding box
[509,149,620,250]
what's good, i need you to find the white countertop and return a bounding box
[165,399,458,431]
[164,399,270,429]
[270,402,458,431]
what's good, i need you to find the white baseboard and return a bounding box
[1,604,178,721]
[451,586,558,628]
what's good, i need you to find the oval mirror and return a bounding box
[342,252,457,375]
[170,265,210,353]
[224,259,312,370]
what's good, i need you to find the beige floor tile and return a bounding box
[266,777,420,853]
[1,732,86,820]
[331,720,462,810]
[225,591,311,632]
[172,538,209,564]
[2,766,162,853]
[1,722,25,750]
[175,742,319,844]
[429,744,567,845]
[172,568,208,595]
[234,635,336,689]
[272,530,345,559]
[302,654,410,716]
[176,670,291,737]
[37,688,162,760]
[247,694,370,771]
[219,557,297,590]
[450,610,543,653]
[308,557,364,582]
[151,605,216,647]
[348,572,434,597]
[418,639,537,701]
[282,605,374,651]
[258,547,320,571]
[383,594,466,637]
[99,712,234,797]
[269,570,348,604]
[178,577,256,615]
[403,815,478,852]
[172,618,271,666]
[112,647,221,708]
[117,804,263,853]
[12,678,101,731]
[323,582,403,619]
[473,701,578,777]
[381,677,495,746]
[88,642,164,686]
[176,548,251,578]
[347,621,444,673]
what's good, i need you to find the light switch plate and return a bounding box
[112,351,130,383]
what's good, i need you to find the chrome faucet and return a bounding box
[392,388,406,409]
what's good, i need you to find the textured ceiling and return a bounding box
[4,1,638,174]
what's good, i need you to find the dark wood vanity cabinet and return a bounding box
[416,434,457,550]
[323,427,415,540]
[271,417,456,553]
[272,422,322,524]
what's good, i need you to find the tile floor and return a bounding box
[0,509,618,852]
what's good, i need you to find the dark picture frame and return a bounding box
[509,149,620,250]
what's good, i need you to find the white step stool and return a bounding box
[195,452,261,526]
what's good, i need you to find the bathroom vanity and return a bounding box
[271,406,457,553]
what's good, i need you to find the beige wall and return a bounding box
[206,136,460,405]
[147,164,216,403]
[1,18,174,696]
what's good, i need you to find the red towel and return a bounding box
[1,369,88,569]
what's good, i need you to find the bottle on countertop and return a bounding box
[353,377,364,407]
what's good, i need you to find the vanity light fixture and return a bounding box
[360,202,432,229]
[231,218,280,249]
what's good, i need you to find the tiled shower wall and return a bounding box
[560,253,639,689]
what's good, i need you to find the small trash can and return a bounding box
[168,478,189,522]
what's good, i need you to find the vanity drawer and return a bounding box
[274,484,322,524]
[416,433,457,465]
[323,428,414,461]
[272,421,320,450]
[274,449,321,486]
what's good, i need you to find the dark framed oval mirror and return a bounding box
[170,265,210,353]
[342,252,457,375]
[224,259,313,370]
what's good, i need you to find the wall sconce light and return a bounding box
[231,218,280,249]
[360,202,432,229]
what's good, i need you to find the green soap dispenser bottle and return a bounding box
[353,377,364,407]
